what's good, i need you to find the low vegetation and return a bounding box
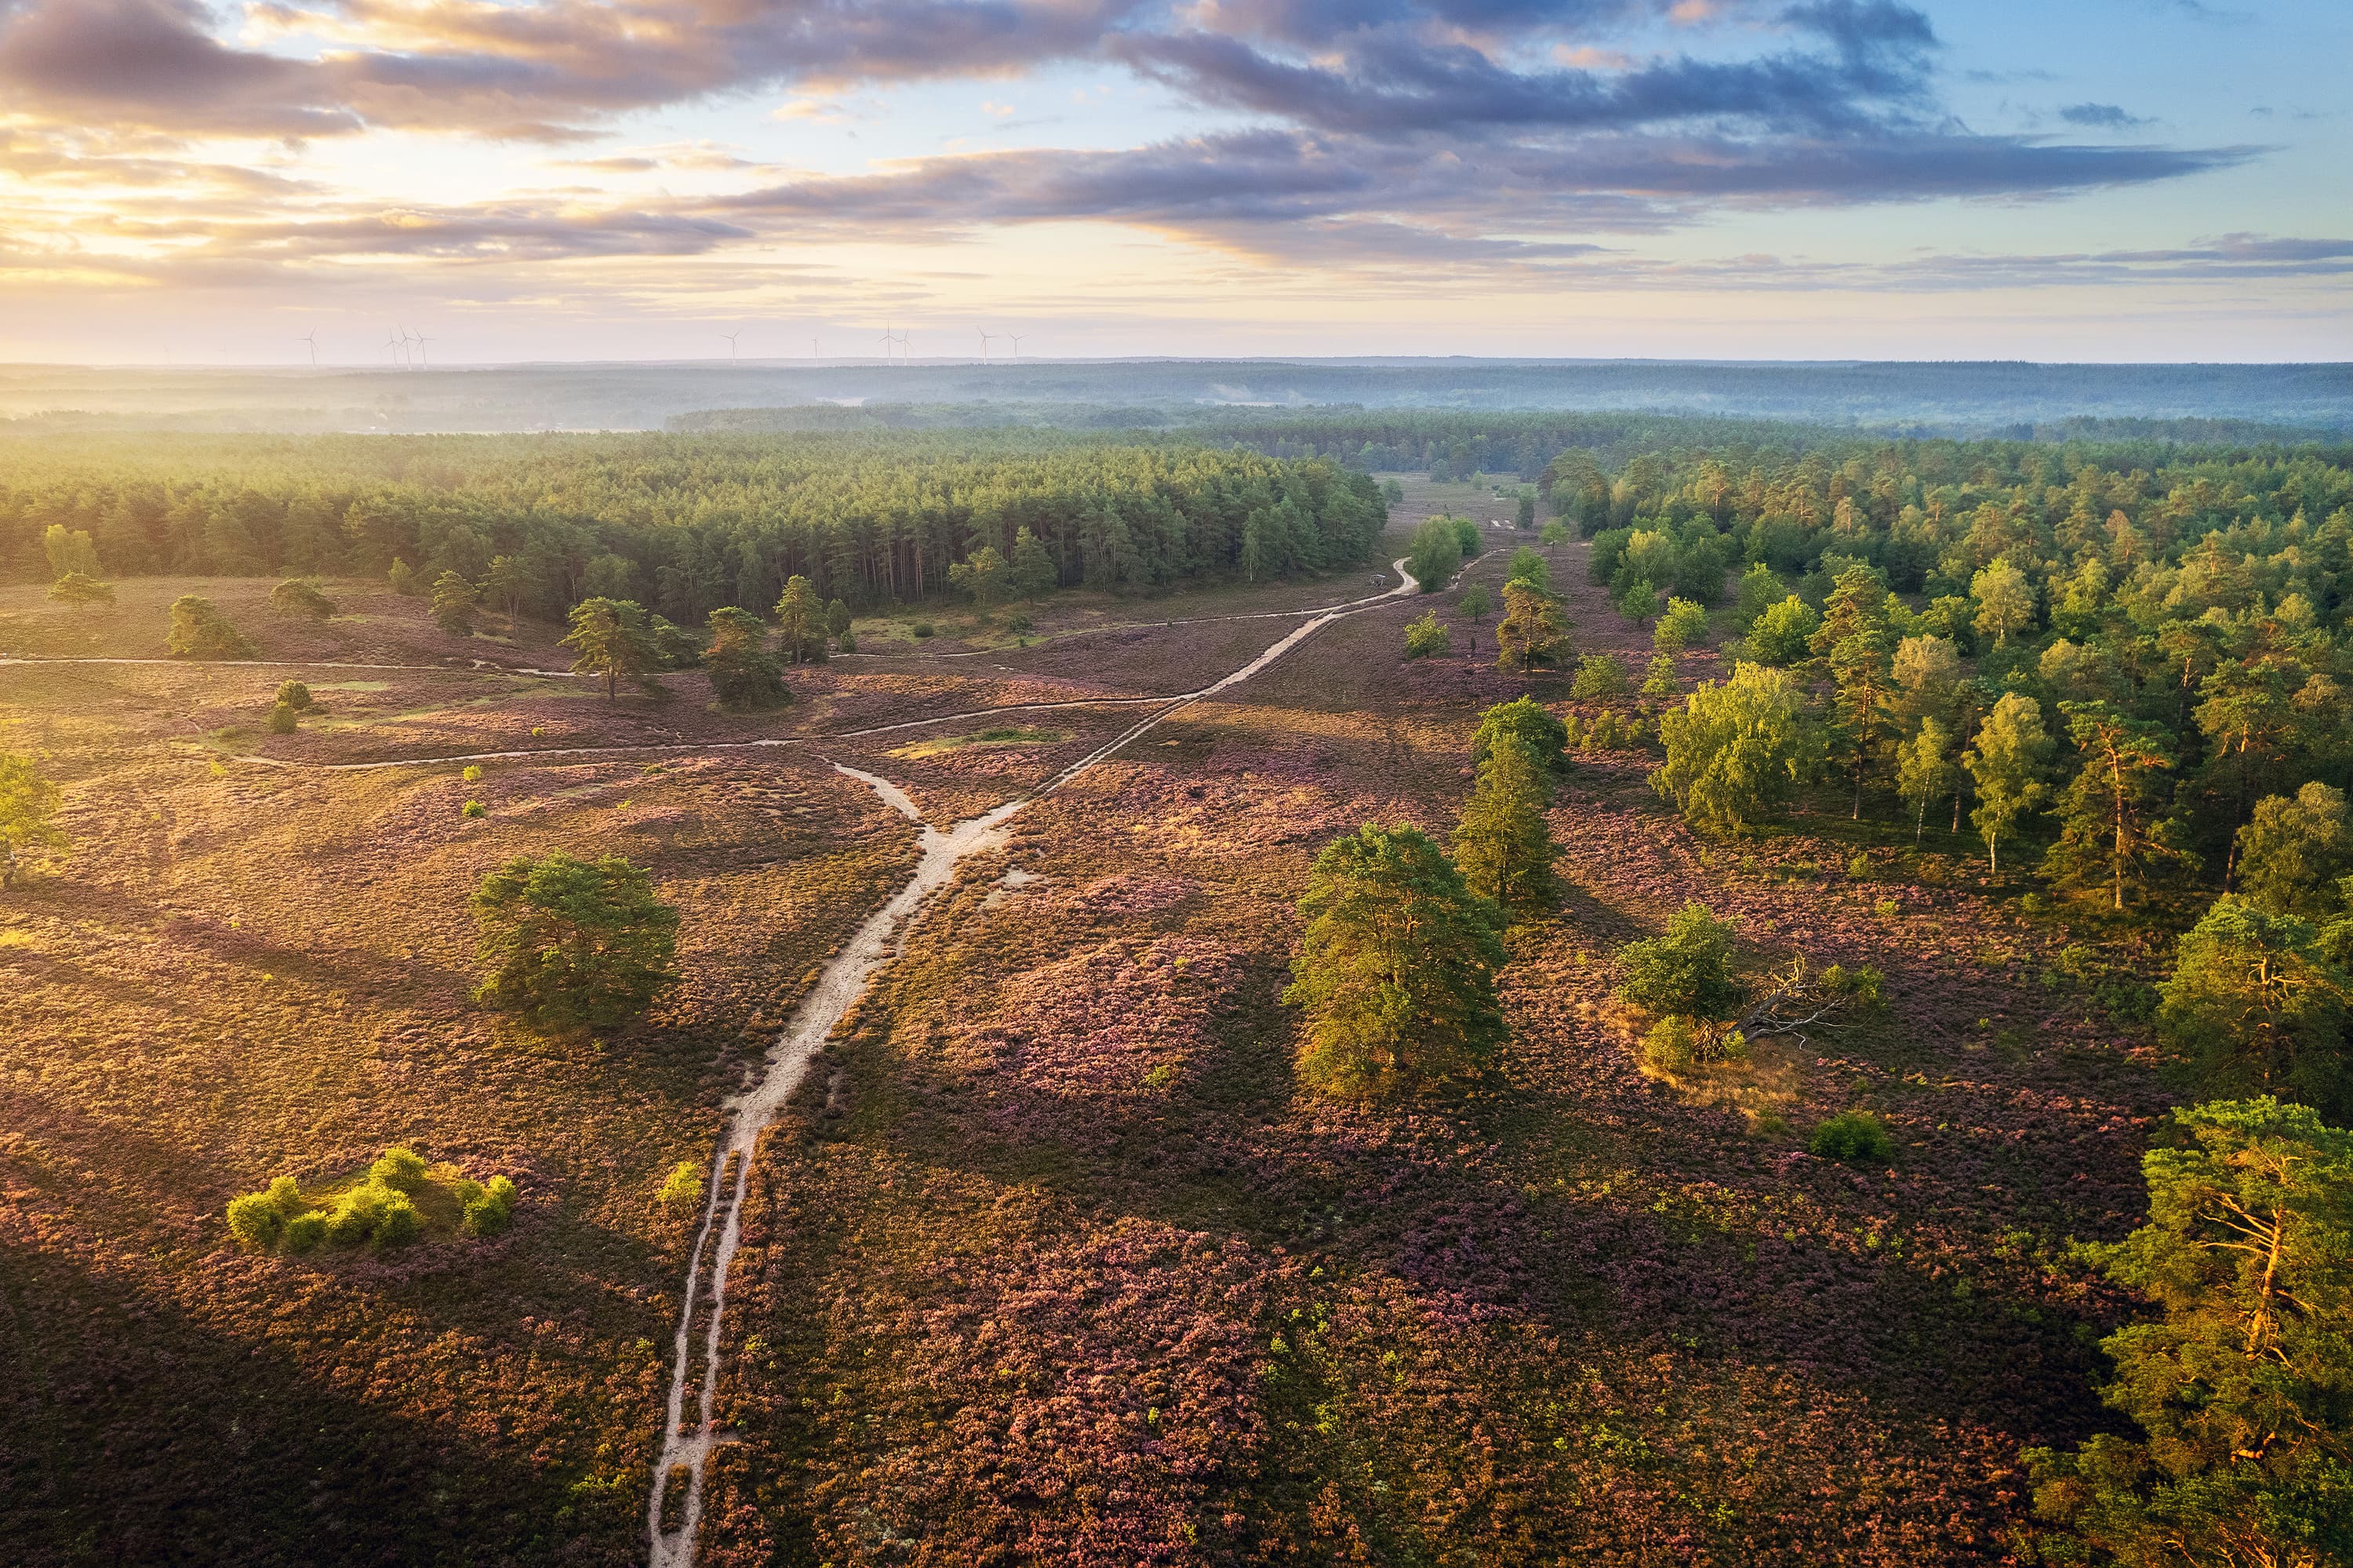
[226,1148,519,1254]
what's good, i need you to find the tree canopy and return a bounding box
[471,852,681,1029]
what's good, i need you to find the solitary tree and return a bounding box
[773,576,824,664]
[1653,597,1709,654]
[1493,580,1570,672]
[0,753,67,893]
[1453,733,1557,915]
[1539,519,1570,560]
[1650,663,1816,835]
[1406,515,1466,591]
[562,596,656,698]
[2025,1099,2353,1568]
[2046,701,2186,911]
[2161,900,2351,1107]
[1472,696,1568,773]
[46,573,114,609]
[1970,557,2036,646]
[1283,824,1507,1101]
[703,606,791,709]
[1617,901,1743,1020]
[471,852,681,1028]
[1963,693,2053,875]
[1457,583,1491,625]
[165,595,256,660]
[430,570,479,635]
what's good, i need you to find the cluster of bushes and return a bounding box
[267,680,314,735]
[1561,708,1653,751]
[165,595,254,659]
[224,1148,518,1254]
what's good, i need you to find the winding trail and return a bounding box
[643,562,1419,1567]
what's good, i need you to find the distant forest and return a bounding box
[2,434,1387,617]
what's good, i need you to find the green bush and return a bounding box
[324,1189,380,1247]
[165,595,257,659]
[264,1175,304,1215]
[372,1191,422,1250]
[1403,610,1451,660]
[461,764,482,782]
[369,1147,428,1192]
[1641,654,1678,697]
[282,1211,327,1253]
[911,621,935,639]
[838,631,857,653]
[464,1175,518,1237]
[268,579,338,619]
[267,702,298,735]
[658,1160,705,1212]
[461,800,486,818]
[1617,902,1742,1018]
[1642,1016,1700,1072]
[226,1191,286,1249]
[1570,654,1627,699]
[275,681,313,710]
[1653,597,1710,653]
[1809,1111,1896,1165]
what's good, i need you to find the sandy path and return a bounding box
[643,563,1420,1567]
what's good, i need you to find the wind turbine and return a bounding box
[894,327,912,360]
[384,329,404,368]
[404,326,426,368]
[720,329,740,365]
[977,329,996,362]
[415,333,434,369]
[299,330,318,366]
[810,335,820,362]
[1007,333,1024,362]
[878,322,895,362]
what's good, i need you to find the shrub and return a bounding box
[48,572,115,608]
[1504,548,1550,592]
[1403,610,1450,660]
[264,1175,304,1216]
[1617,901,1742,1018]
[658,1160,705,1212]
[325,1188,381,1246]
[268,579,336,619]
[165,595,256,660]
[464,1176,518,1237]
[1747,595,1820,664]
[1406,515,1467,591]
[1641,654,1677,697]
[372,1191,422,1250]
[838,631,857,653]
[387,558,420,596]
[369,1147,428,1192]
[282,1211,327,1253]
[461,799,486,818]
[275,680,313,710]
[1641,1016,1701,1072]
[1570,654,1627,699]
[1809,1111,1896,1165]
[912,621,935,638]
[461,764,482,782]
[267,702,298,735]
[1653,597,1709,653]
[226,1191,286,1249]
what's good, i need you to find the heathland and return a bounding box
[5,424,2352,1567]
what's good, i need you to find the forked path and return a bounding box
[644,562,1419,1567]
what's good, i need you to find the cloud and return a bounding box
[2059,102,2153,130]
[0,0,360,137]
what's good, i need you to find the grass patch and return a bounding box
[889,726,1069,760]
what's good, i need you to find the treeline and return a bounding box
[2,432,1386,619]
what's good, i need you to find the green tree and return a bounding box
[1897,716,1956,849]
[703,606,791,709]
[1282,824,1507,1101]
[267,578,336,619]
[1571,654,1627,700]
[1516,489,1537,529]
[1964,693,2053,875]
[387,558,420,597]
[42,522,100,577]
[1641,654,1677,697]
[1493,580,1570,672]
[482,554,540,620]
[1651,663,1816,835]
[1472,696,1567,772]
[1809,563,1891,657]
[1970,556,2036,646]
[165,595,255,659]
[772,575,824,664]
[1403,610,1450,660]
[471,852,681,1028]
[1457,583,1491,624]
[1505,548,1551,593]
[1406,515,1465,591]
[2162,900,2350,1107]
[45,572,114,608]
[1453,731,1557,915]
[1746,595,1820,664]
[824,598,853,638]
[2047,701,2186,911]
[430,569,478,635]
[1653,597,1709,653]
[1539,519,1570,559]
[2025,1099,2353,1568]
[0,753,68,893]
[2238,784,2353,919]
[1734,561,1782,626]
[948,544,1010,609]
[1617,901,1742,1019]
[1892,634,1961,724]
[1009,526,1056,598]
[1617,580,1660,625]
[1827,629,1897,819]
[275,681,312,710]
[562,596,656,698]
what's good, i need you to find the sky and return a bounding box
[0,0,2344,366]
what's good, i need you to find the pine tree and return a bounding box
[1493,580,1569,672]
[2160,902,2351,1104]
[471,852,680,1029]
[703,606,791,709]
[1283,824,1507,1101]
[1827,629,1896,818]
[2046,700,2188,911]
[773,575,823,664]
[562,596,655,698]
[948,545,1009,609]
[429,570,478,635]
[1453,735,1557,915]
